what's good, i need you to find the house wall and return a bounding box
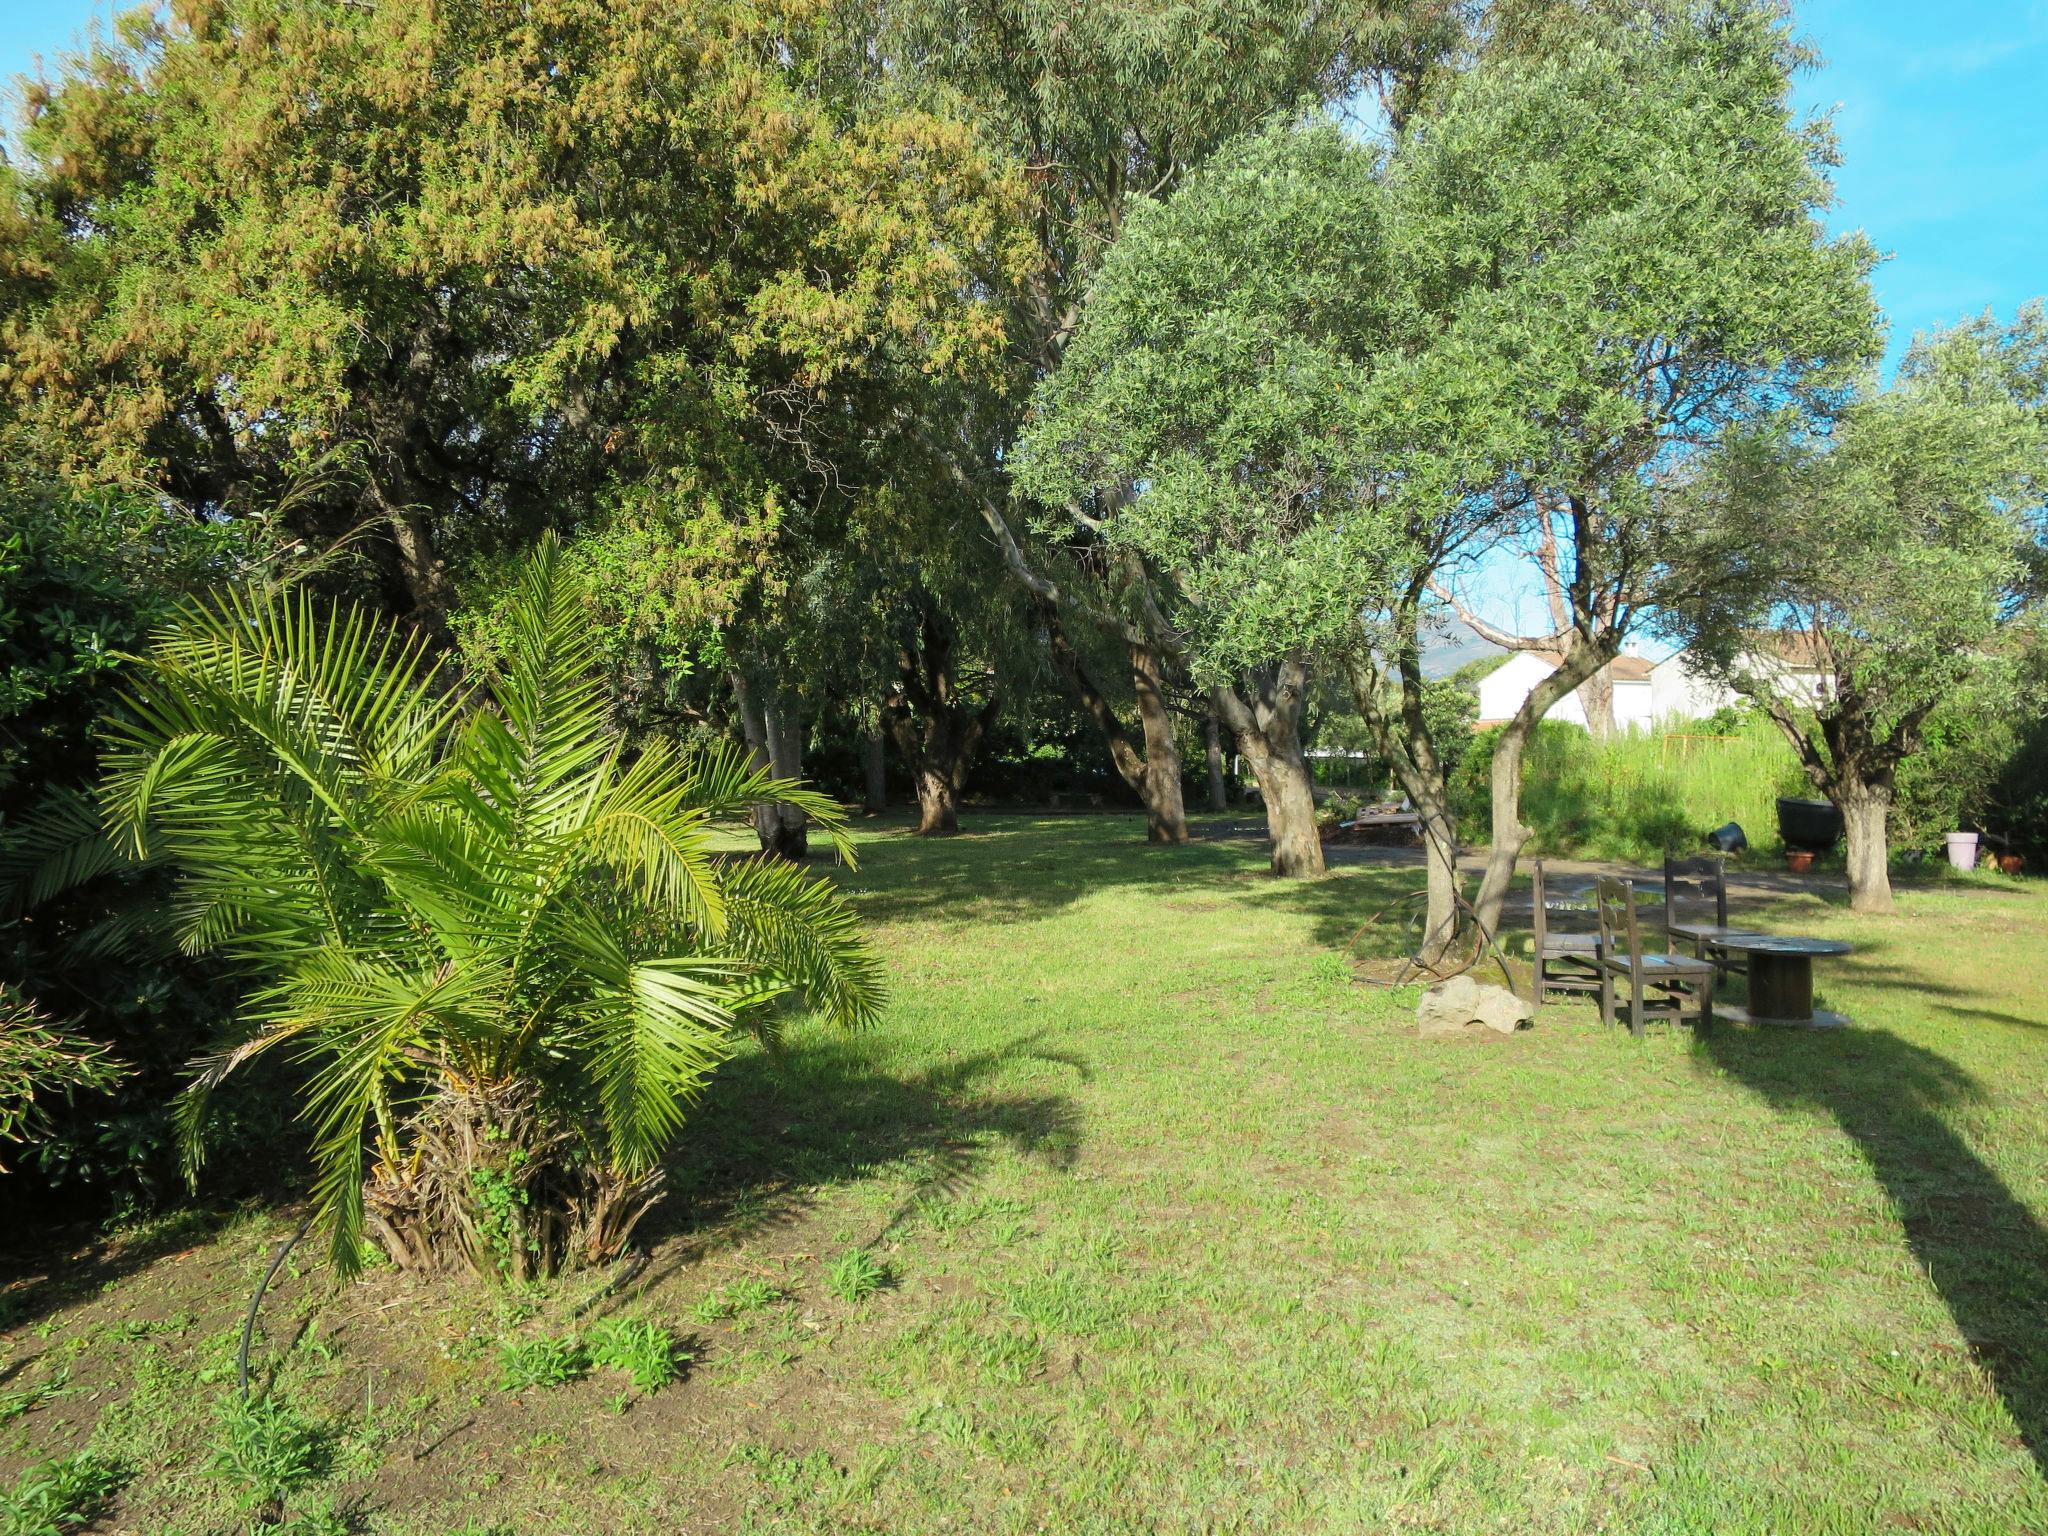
[1476,655,1662,730]
[1650,655,1741,723]
[1477,652,1587,726]
[1613,679,1656,731]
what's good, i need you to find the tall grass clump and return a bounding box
[1453,714,1805,861]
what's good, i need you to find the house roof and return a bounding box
[1511,650,1655,683]
[1743,629,1829,668]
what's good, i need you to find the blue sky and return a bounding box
[4,1,2044,638]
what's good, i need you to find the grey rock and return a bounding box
[1416,974,1534,1038]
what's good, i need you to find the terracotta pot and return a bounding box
[1785,849,1817,873]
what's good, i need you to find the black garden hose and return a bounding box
[238,1208,319,1400]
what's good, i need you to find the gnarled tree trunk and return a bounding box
[1840,783,1894,915]
[1204,706,1229,812]
[1473,640,1616,935]
[1042,606,1188,843]
[730,672,809,860]
[860,720,888,816]
[1579,666,1616,741]
[883,598,998,837]
[1345,627,1461,967]
[1213,654,1323,878]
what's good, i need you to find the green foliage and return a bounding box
[3,0,1022,624]
[1017,116,1412,681]
[496,1336,589,1393]
[0,481,248,1211]
[823,1248,891,1305]
[0,990,124,1166]
[0,1452,121,1536]
[1452,717,1806,862]
[1681,309,2045,803]
[206,1395,330,1514]
[99,536,884,1272]
[584,1317,686,1393]
[689,1278,787,1323]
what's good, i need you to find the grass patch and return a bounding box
[4,814,2047,1532]
[1457,716,1807,859]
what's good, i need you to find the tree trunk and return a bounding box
[1840,784,1895,915]
[1212,655,1324,878]
[1041,606,1188,843]
[762,692,809,861]
[730,672,780,853]
[1129,643,1189,844]
[1204,707,1229,812]
[911,762,961,835]
[860,723,888,816]
[731,674,807,860]
[1473,642,1615,935]
[1344,631,1460,967]
[881,600,993,839]
[1579,666,1616,741]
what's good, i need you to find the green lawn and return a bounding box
[5,815,2048,1534]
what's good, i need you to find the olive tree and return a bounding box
[1397,1,1880,933]
[1017,121,1431,877]
[1673,313,2046,913]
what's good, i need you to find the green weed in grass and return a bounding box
[584,1318,685,1393]
[0,1372,68,1425]
[688,1278,784,1323]
[823,1249,890,1305]
[495,1335,587,1391]
[0,1452,122,1536]
[206,1394,331,1514]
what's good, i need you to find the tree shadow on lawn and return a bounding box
[629,1031,1086,1290]
[1698,1024,2048,1477]
[838,812,1394,928]
[0,1202,243,1339]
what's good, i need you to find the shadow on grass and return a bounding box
[630,1031,1085,1290]
[1699,1025,2048,1476]
[0,1203,241,1338]
[833,812,1288,928]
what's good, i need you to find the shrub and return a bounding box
[206,1395,330,1514]
[496,1336,588,1392]
[823,1249,890,1305]
[0,482,246,1218]
[93,536,884,1278]
[1452,716,1807,861]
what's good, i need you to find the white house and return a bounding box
[1475,651,1657,729]
[1476,633,1833,732]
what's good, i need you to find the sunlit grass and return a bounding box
[5,814,2045,1533]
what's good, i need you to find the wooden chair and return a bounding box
[1662,853,1747,977]
[1594,877,1716,1036]
[1531,860,1602,1007]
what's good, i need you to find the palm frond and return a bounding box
[677,740,862,866]
[715,857,887,1032]
[0,789,134,918]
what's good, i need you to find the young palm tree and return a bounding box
[100,537,882,1278]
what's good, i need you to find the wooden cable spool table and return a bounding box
[1709,933,1854,1028]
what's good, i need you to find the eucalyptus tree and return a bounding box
[1394,1,1879,932]
[1673,313,2047,913]
[890,0,1467,847]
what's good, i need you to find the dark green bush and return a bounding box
[0,481,254,1219]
